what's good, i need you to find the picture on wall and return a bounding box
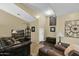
[65,20,79,38]
[31,26,35,32]
[50,27,55,32]
[49,16,56,26]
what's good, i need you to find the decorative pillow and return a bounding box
[61,43,70,48]
[64,44,79,56]
[54,44,66,51]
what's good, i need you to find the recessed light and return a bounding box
[17,13,20,15]
[45,10,55,16]
[35,15,40,19]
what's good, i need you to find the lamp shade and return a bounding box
[12,30,17,34]
[57,32,64,37]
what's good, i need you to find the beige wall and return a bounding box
[30,16,56,42]
[45,16,56,38]
[30,19,39,43]
[0,10,28,37]
[57,12,79,45]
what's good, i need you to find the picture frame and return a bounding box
[31,26,35,32]
[49,16,56,26]
[65,20,79,38]
[50,27,55,32]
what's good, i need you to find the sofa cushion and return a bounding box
[47,49,63,56]
[61,43,70,48]
[38,46,64,56]
[54,44,66,52]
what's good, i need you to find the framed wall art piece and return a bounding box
[50,27,55,32]
[49,16,56,26]
[65,20,79,38]
[31,26,35,32]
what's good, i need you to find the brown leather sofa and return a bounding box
[38,37,69,56]
[38,37,79,56]
[38,43,69,56]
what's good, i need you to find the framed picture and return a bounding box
[49,16,56,26]
[31,26,35,32]
[65,20,79,38]
[50,27,55,32]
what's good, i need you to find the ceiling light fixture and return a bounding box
[35,15,40,19]
[45,10,55,16]
[17,13,20,15]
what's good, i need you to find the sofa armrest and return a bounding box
[54,44,66,52]
[68,50,79,56]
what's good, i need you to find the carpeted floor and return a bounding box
[31,42,39,56]
[31,42,44,56]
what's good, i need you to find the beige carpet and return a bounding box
[31,42,44,56]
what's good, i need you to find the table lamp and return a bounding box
[57,32,64,45]
[11,30,17,38]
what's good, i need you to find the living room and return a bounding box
[0,3,79,56]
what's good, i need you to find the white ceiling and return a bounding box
[25,3,55,16]
[26,3,79,16]
[1,3,79,22]
[50,3,79,16]
[0,3,35,22]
